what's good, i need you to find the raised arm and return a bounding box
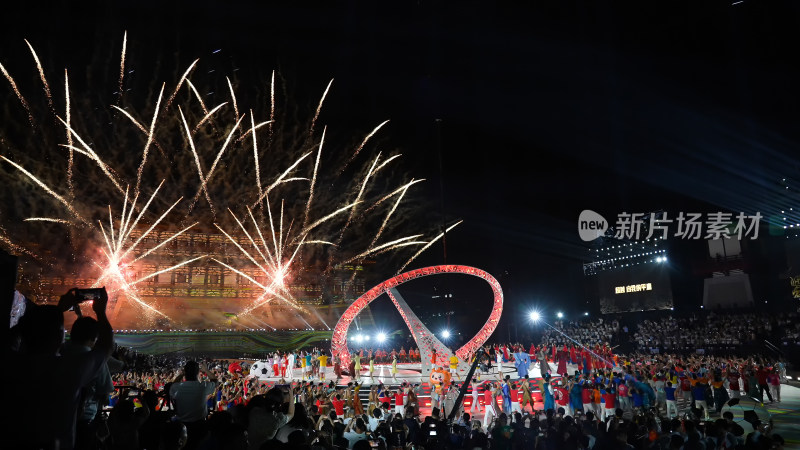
[91,288,114,358]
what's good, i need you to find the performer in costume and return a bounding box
[470,380,482,415]
[513,349,530,379]
[391,355,398,382]
[368,357,375,382]
[353,382,364,415]
[557,347,569,376]
[520,377,534,413]
[354,353,362,381]
[541,374,555,412]
[500,375,512,414]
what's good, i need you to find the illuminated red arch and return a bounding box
[331,265,503,367]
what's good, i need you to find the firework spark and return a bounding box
[65,69,74,198]
[24,39,54,115]
[164,59,198,111]
[0,62,34,125]
[117,31,127,102]
[0,155,87,224]
[396,220,463,273]
[135,83,164,196]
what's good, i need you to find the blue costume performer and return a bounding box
[542,375,555,411]
[501,376,512,414]
[514,351,531,378]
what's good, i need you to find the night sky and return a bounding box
[3,1,800,338]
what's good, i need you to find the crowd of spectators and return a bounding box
[631,313,777,354]
[3,286,795,450]
[539,318,621,349]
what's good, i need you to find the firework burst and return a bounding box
[0,34,456,329]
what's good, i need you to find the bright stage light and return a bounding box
[376,332,387,343]
[556,312,564,319]
[364,335,371,341]
[441,330,451,339]
[529,311,541,322]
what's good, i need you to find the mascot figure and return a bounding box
[429,366,452,409]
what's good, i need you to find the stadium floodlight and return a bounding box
[556,312,564,319]
[441,330,451,339]
[529,311,541,322]
[376,332,387,343]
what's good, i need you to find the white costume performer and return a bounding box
[287,353,295,379]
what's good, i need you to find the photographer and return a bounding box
[247,384,296,449]
[6,287,113,450]
[62,314,116,449]
[343,417,369,448]
[421,407,449,449]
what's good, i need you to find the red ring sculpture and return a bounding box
[331,265,503,367]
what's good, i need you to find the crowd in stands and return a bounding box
[539,319,621,349]
[632,313,778,354]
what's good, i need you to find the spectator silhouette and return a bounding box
[63,315,115,450]
[169,360,219,449]
[5,288,113,450]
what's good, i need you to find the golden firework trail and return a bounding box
[304,126,325,230]
[134,83,164,197]
[341,120,390,174]
[338,235,427,267]
[226,76,239,119]
[251,111,263,203]
[117,31,127,102]
[164,58,198,111]
[193,102,227,133]
[269,70,275,144]
[185,79,210,116]
[363,178,425,214]
[396,220,463,273]
[179,106,215,216]
[65,69,74,198]
[57,118,125,194]
[24,217,73,225]
[333,152,386,244]
[250,151,313,208]
[0,155,87,224]
[187,113,246,213]
[24,39,54,115]
[0,62,34,125]
[309,79,332,139]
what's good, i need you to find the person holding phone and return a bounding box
[343,417,369,448]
